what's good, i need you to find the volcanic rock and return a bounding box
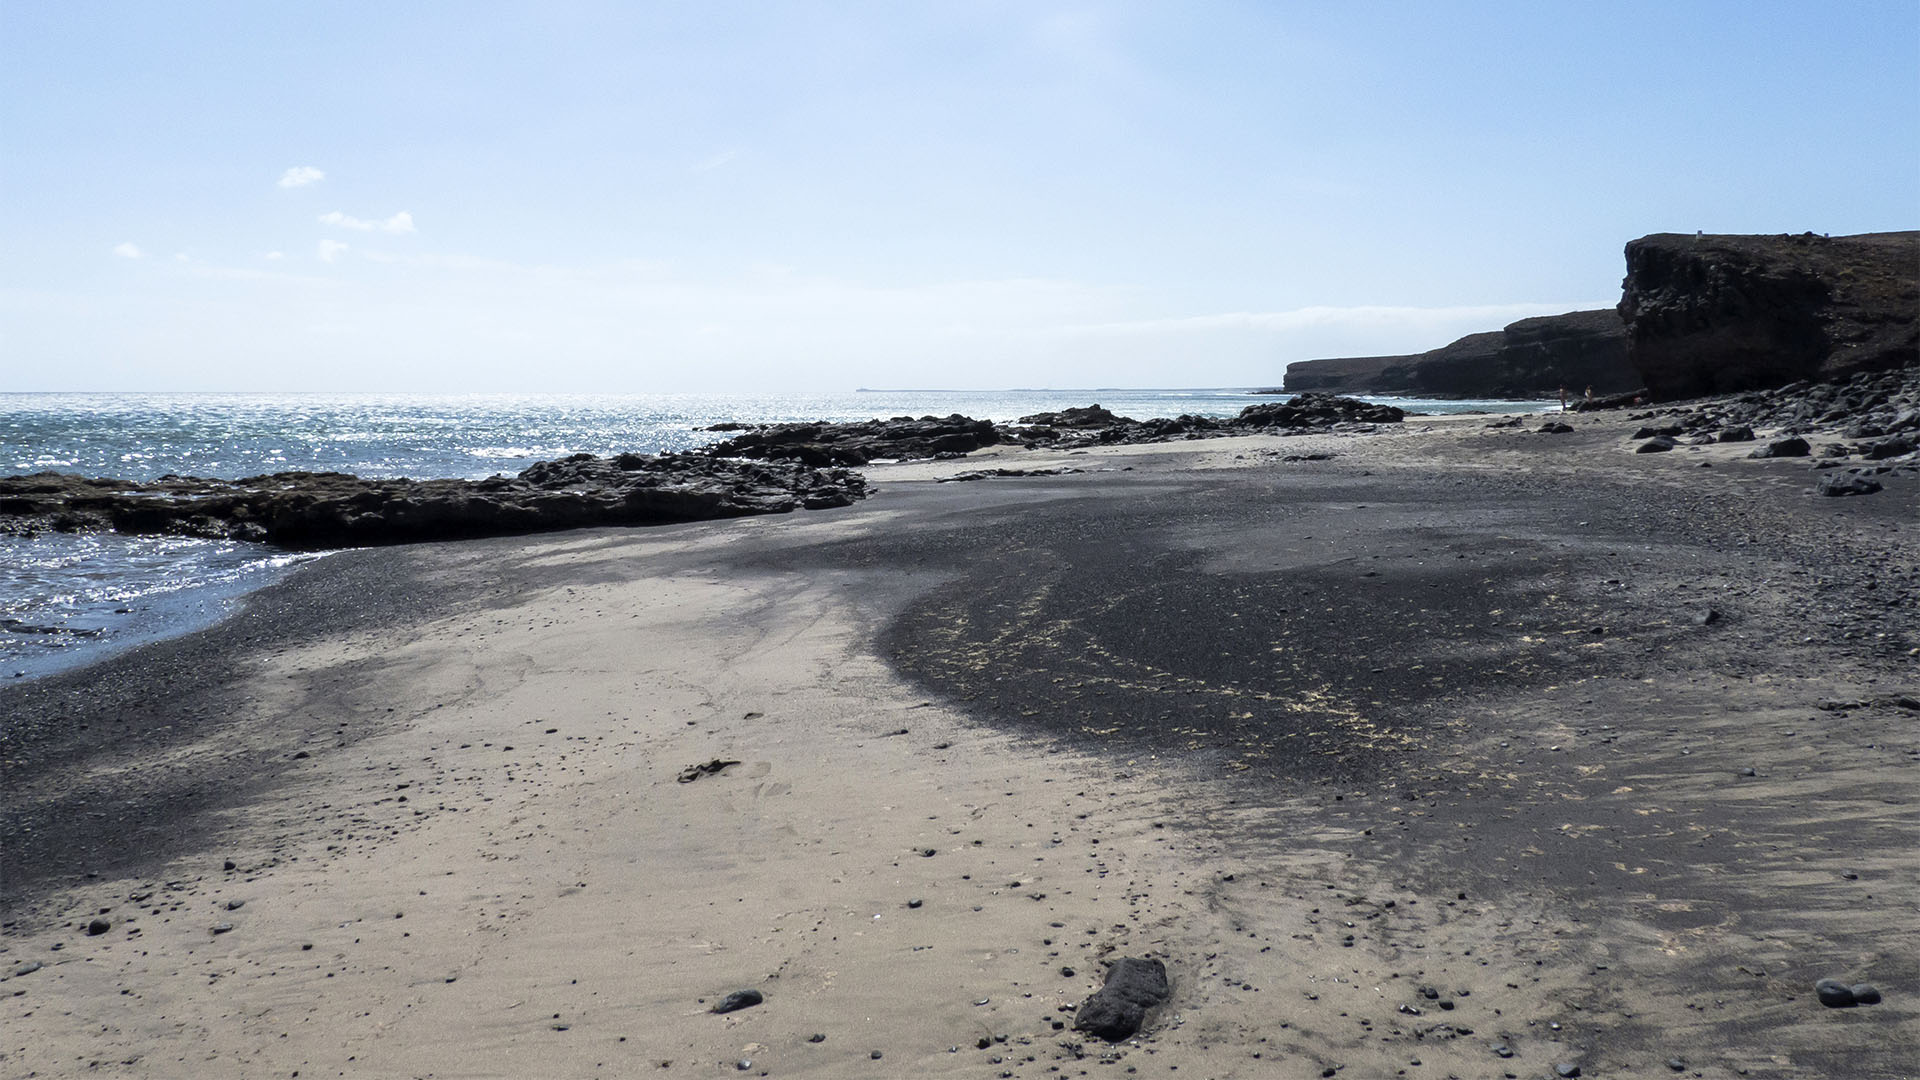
[1283,309,1635,398]
[701,414,999,465]
[0,453,868,549]
[1072,956,1171,1042]
[1618,231,1918,400]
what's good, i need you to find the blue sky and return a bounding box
[4,1,1915,392]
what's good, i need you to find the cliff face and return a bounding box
[1283,308,1633,398]
[1618,231,1918,400]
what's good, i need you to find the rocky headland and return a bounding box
[1281,308,1637,398]
[1618,231,1919,399]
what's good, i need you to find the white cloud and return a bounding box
[264,251,285,260]
[691,149,741,173]
[319,210,416,234]
[278,166,325,188]
[317,239,349,262]
[112,242,143,259]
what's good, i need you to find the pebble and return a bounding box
[1556,1065,1582,1078]
[1815,978,1857,1007]
[807,1033,826,1043]
[712,989,764,1014]
[1666,1058,1687,1071]
[211,922,233,934]
[86,918,111,936]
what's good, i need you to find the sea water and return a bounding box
[1,390,1549,679]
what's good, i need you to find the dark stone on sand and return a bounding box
[1072,956,1170,1042]
[1815,978,1857,1007]
[1850,984,1882,1005]
[1634,424,1683,439]
[223,859,236,870]
[1864,436,1914,459]
[86,918,110,935]
[676,759,741,783]
[808,1033,826,1043]
[1636,437,1677,453]
[1538,422,1574,434]
[1717,425,1755,442]
[211,922,233,934]
[711,989,764,1014]
[1492,1043,1514,1058]
[1752,437,1811,459]
[1618,231,1919,400]
[1817,472,1883,497]
[1694,608,1722,626]
[12,961,42,976]
[1556,1065,1582,1078]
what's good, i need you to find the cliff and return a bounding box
[1618,231,1919,400]
[1282,308,1634,398]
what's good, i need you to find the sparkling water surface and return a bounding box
[2,390,1550,680]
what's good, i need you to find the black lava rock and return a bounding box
[711,989,764,1014]
[1072,957,1171,1042]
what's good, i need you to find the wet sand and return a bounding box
[3,412,1916,1078]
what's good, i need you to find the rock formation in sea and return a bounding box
[1617,231,1919,400]
[0,453,867,549]
[1281,309,1636,398]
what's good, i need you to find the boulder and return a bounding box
[1072,957,1171,1042]
[1751,437,1812,459]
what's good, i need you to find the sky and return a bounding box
[3,1,1916,393]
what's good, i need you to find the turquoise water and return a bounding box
[1,390,1550,679]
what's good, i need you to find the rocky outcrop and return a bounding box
[0,453,867,549]
[1282,309,1635,398]
[700,414,999,465]
[1007,394,1403,449]
[1618,231,1919,400]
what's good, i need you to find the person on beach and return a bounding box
[1559,386,1569,412]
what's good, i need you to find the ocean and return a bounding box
[1,390,1550,680]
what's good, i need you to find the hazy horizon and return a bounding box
[4,1,1915,393]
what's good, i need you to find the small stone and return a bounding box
[1667,1059,1687,1072]
[212,923,234,934]
[807,1033,826,1043]
[907,898,923,909]
[1060,966,1076,977]
[734,1059,752,1071]
[13,961,43,976]
[1556,1065,1582,1078]
[86,918,111,936]
[1849,984,1882,1005]
[223,860,236,871]
[711,989,764,1014]
[1492,1043,1514,1058]
[870,1050,883,1060]
[1814,978,1855,1007]
[226,899,245,910]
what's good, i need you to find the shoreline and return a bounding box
[2,412,1916,1078]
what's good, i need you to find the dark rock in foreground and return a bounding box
[1619,231,1918,400]
[1073,956,1171,1042]
[0,453,867,549]
[1283,309,1636,398]
[710,988,764,1014]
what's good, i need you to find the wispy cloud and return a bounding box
[278,166,325,189]
[112,242,143,259]
[691,149,741,173]
[317,238,349,262]
[264,251,285,260]
[318,210,416,233]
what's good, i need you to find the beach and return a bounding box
[3,411,1916,1079]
